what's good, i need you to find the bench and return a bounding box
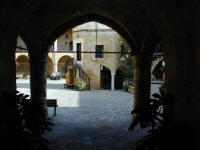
[46,99,57,116]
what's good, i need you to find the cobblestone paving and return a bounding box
[17,79,161,150]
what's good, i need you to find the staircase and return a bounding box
[65,58,91,89]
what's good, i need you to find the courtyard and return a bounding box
[17,79,161,150]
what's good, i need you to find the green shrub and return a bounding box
[0,90,53,150]
[124,84,129,92]
[74,79,87,90]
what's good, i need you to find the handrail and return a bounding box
[65,58,90,89]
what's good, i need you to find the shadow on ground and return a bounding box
[17,79,160,150]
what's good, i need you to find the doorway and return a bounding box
[100,66,111,90]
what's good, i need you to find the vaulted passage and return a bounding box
[2,1,200,150]
[15,12,163,150]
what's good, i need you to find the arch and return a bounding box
[151,56,164,73]
[47,57,53,76]
[16,55,29,63]
[16,55,30,78]
[152,58,164,80]
[47,13,139,54]
[16,36,27,50]
[100,65,111,90]
[16,54,29,61]
[58,55,73,77]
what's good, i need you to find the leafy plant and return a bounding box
[120,55,134,82]
[120,41,134,85]
[0,90,54,150]
[74,79,87,90]
[136,123,197,150]
[128,85,197,150]
[124,84,129,92]
[128,89,173,131]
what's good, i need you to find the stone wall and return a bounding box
[73,22,123,89]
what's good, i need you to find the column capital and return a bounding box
[111,72,116,75]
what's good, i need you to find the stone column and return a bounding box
[53,40,57,73]
[54,62,58,73]
[111,72,115,91]
[0,29,18,93]
[54,40,57,51]
[29,50,48,117]
[133,53,152,110]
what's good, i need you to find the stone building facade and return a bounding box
[72,22,124,90]
[16,22,126,90]
[16,21,163,90]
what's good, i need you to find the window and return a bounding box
[121,44,125,58]
[95,45,104,58]
[76,43,81,61]
[69,41,73,51]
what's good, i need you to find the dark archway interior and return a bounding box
[115,68,125,89]
[100,66,111,90]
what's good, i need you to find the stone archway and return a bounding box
[47,57,53,77]
[152,59,164,81]
[2,1,200,149]
[58,55,73,77]
[151,57,163,79]
[100,66,111,90]
[47,13,139,55]
[16,55,30,78]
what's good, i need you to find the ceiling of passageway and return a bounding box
[21,0,156,54]
[26,0,146,36]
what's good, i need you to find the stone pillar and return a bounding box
[53,40,57,73]
[29,50,48,117]
[0,29,18,93]
[111,72,115,91]
[54,40,57,51]
[133,53,152,110]
[54,62,58,73]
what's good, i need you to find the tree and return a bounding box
[120,40,134,85]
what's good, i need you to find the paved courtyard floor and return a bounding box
[17,79,161,150]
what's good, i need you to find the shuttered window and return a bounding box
[121,44,125,58]
[95,45,104,58]
[77,43,81,61]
